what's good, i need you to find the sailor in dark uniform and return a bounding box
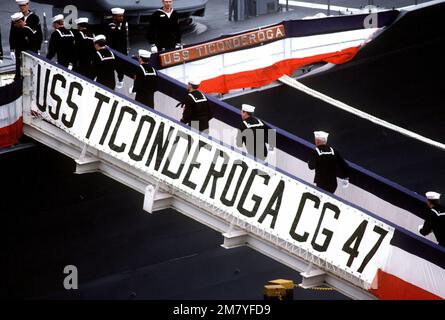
[148,0,181,51]
[236,104,273,161]
[419,191,445,247]
[0,27,3,63]
[308,131,350,193]
[180,79,213,133]
[73,17,95,79]
[105,8,128,88]
[10,12,39,80]
[9,0,43,58]
[132,49,158,108]
[46,14,76,68]
[91,35,116,90]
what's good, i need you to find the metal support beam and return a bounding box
[299,263,327,288]
[221,224,248,249]
[74,157,101,174]
[143,184,173,213]
[75,144,100,174]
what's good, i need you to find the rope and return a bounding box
[278,75,445,151]
[295,284,336,291]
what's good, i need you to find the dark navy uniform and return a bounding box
[308,145,349,193]
[9,11,43,53]
[0,28,3,59]
[46,27,76,67]
[237,116,271,161]
[73,29,96,79]
[420,203,445,247]
[12,25,38,52]
[105,22,127,54]
[11,25,39,80]
[148,9,181,50]
[132,64,157,108]
[91,48,116,90]
[105,21,127,82]
[180,90,212,132]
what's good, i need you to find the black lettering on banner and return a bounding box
[86,92,110,139]
[128,115,156,161]
[99,101,118,145]
[289,192,320,242]
[36,64,50,112]
[342,220,368,268]
[62,81,82,128]
[161,131,194,179]
[311,202,340,252]
[237,169,270,218]
[145,122,175,170]
[108,106,137,153]
[220,160,248,207]
[48,73,66,120]
[182,140,212,190]
[258,180,285,229]
[200,149,229,199]
[357,225,388,273]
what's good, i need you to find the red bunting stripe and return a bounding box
[199,46,360,94]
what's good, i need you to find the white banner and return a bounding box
[27,56,394,286]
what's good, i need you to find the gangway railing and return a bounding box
[17,51,444,300]
[115,49,432,244]
[123,10,438,243]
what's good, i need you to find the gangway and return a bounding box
[13,50,443,300]
[2,3,444,299]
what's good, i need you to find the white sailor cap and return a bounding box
[138,49,151,59]
[426,191,441,200]
[93,34,106,42]
[188,78,201,86]
[11,12,24,22]
[52,14,64,23]
[242,104,255,113]
[314,131,329,140]
[75,17,89,24]
[16,0,29,5]
[111,8,125,15]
